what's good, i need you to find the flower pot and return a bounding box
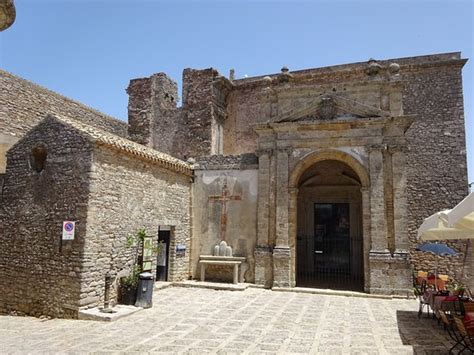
[120,286,137,305]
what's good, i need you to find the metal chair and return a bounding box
[415,279,431,318]
[439,310,464,354]
[453,316,474,354]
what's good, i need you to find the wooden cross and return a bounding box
[209,181,241,241]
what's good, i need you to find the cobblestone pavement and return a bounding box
[0,287,453,354]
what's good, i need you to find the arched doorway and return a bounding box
[294,157,365,291]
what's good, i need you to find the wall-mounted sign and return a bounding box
[142,236,153,271]
[176,244,186,256]
[62,221,75,240]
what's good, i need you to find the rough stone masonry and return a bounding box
[0,52,471,318]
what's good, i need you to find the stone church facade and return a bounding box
[0,52,470,317]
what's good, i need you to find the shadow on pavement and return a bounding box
[396,310,453,354]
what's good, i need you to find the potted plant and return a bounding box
[118,228,146,305]
[118,228,163,305]
[119,265,142,305]
[447,280,466,297]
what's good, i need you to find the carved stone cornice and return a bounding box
[387,144,408,154]
[256,148,274,157]
[367,144,386,153]
[276,147,292,155]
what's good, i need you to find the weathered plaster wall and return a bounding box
[0,120,93,318]
[0,132,18,173]
[191,155,258,282]
[83,147,192,308]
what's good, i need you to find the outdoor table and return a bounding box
[422,290,466,319]
[464,312,474,333]
[465,312,474,323]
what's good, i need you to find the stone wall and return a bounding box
[127,73,180,151]
[0,115,192,318]
[402,62,470,279]
[221,52,469,282]
[0,119,93,318]
[0,69,128,172]
[191,154,258,282]
[83,147,192,308]
[126,68,233,160]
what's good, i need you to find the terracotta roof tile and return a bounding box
[50,115,193,177]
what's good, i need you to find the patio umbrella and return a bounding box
[445,192,474,231]
[416,242,458,287]
[417,193,474,241]
[416,242,458,256]
[417,193,474,291]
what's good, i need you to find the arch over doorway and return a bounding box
[288,149,370,291]
[289,149,370,189]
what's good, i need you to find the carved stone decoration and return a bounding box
[317,96,337,120]
[388,62,400,74]
[278,66,293,83]
[365,58,382,76]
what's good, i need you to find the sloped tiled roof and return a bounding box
[50,115,193,177]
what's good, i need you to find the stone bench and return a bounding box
[199,255,247,284]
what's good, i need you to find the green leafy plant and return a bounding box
[120,228,164,290]
[446,280,466,295]
[121,265,142,290]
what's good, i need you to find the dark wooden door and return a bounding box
[156,230,170,281]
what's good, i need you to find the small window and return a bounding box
[30,145,47,173]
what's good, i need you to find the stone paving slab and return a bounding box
[0,287,453,354]
[78,304,143,321]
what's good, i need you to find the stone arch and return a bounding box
[289,149,369,189]
[287,148,370,290]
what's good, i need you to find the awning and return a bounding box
[418,193,474,241]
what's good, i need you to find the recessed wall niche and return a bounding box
[30,145,47,173]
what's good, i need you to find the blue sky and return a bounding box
[1,0,473,182]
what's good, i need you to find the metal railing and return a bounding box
[296,234,364,291]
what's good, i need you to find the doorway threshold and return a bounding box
[272,286,393,299]
[156,280,253,291]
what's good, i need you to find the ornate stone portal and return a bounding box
[253,81,415,295]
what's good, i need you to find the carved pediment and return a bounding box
[275,94,391,123]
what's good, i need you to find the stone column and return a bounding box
[368,144,389,253]
[368,144,391,294]
[288,187,298,287]
[275,147,290,247]
[389,144,412,294]
[390,145,409,254]
[273,147,291,288]
[360,187,371,292]
[254,148,273,287]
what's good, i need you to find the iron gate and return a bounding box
[296,203,364,291]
